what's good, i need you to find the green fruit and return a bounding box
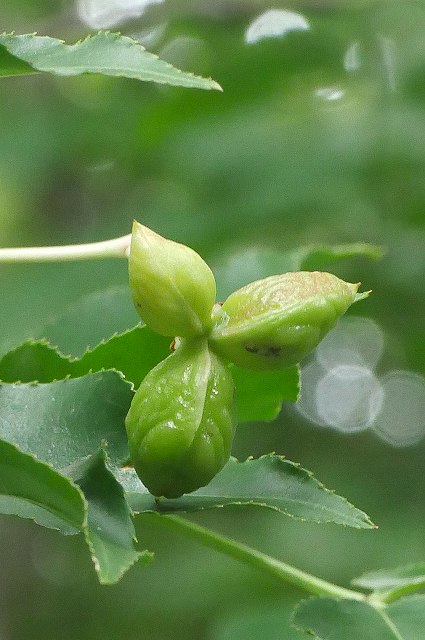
[125,339,235,498]
[129,221,216,337]
[209,271,367,371]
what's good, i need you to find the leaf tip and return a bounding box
[211,79,223,92]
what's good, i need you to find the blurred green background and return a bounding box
[1,1,425,638]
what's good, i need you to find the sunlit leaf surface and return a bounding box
[0,32,221,89]
[0,372,132,468]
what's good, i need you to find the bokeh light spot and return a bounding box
[315,87,345,101]
[373,371,425,447]
[315,365,384,433]
[296,360,329,428]
[316,316,385,372]
[344,41,361,72]
[77,0,164,29]
[245,10,310,45]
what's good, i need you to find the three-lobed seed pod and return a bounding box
[125,339,235,498]
[127,222,369,498]
[209,271,368,371]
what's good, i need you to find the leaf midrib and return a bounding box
[151,492,369,526]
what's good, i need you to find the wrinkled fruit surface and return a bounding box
[209,271,364,371]
[125,340,235,498]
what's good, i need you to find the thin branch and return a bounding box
[0,234,131,263]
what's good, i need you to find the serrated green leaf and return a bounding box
[0,32,221,90]
[0,329,296,424]
[352,563,425,601]
[0,371,132,469]
[232,365,299,422]
[293,595,425,639]
[0,326,169,386]
[119,455,374,528]
[293,243,384,271]
[0,438,83,535]
[0,340,74,382]
[0,438,151,583]
[66,449,152,585]
[73,327,168,387]
[0,43,33,76]
[39,285,142,357]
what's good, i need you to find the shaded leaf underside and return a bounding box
[0,438,84,535]
[66,449,151,584]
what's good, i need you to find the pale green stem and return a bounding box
[158,514,366,602]
[0,234,131,263]
[370,582,425,605]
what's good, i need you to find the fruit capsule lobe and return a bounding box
[125,340,235,498]
[209,271,365,371]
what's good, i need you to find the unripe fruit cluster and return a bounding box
[125,221,368,498]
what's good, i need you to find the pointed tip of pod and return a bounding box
[128,221,217,338]
[354,289,372,303]
[131,220,166,248]
[131,218,143,235]
[348,280,372,301]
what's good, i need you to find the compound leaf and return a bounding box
[0,438,151,582]
[0,329,297,424]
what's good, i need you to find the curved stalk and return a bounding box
[0,234,131,263]
[157,514,366,602]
